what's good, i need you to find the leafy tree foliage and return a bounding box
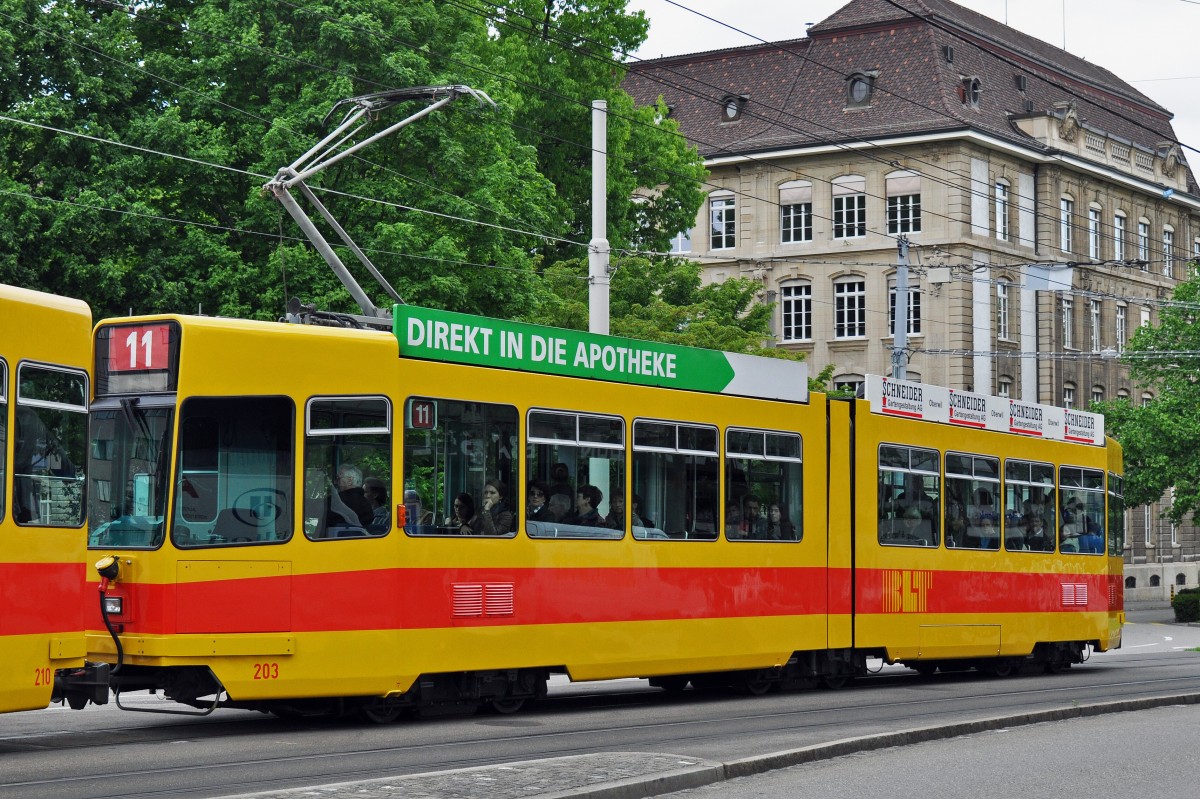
[1095,269,1200,522]
[0,0,705,325]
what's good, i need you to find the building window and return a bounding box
[1140,307,1151,328]
[846,73,875,107]
[710,194,735,250]
[1141,392,1153,408]
[1062,297,1074,349]
[832,176,867,239]
[997,377,1012,399]
[886,171,921,234]
[995,181,1010,241]
[996,281,1010,340]
[1116,304,1127,352]
[781,283,812,342]
[1144,505,1152,546]
[833,376,864,396]
[834,279,867,338]
[888,282,922,336]
[1163,227,1175,277]
[1060,196,1074,253]
[668,229,691,254]
[1113,212,1126,261]
[1088,205,1101,260]
[1090,299,1101,352]
[1063,383,1075,408]
[1137,219,1150,265]
[1092,386,1104,404]
[779,181,813,243]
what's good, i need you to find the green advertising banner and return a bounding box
[393,305,808,402]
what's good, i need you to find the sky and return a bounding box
[627,0,1200,162]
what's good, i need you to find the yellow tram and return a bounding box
[0,284,94,713]
[78,306,1122,718]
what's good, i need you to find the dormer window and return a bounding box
[962,77,982,107]
[846,73,875,107]
[720,94,747,122]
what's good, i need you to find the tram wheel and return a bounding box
[358,704,405,724]
[821,674,850,690]
[488,697,527,715]
[912,664,938,678]
[984,660,1014,678]
[1044,660,1070,674]
[742,678,774,696]
[651,676,690,693]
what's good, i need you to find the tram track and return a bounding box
[4,652,1200,799]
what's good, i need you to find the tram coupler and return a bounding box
[54,662,112,708]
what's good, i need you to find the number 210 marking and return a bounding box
[34,667,53,686]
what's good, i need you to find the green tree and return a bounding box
[1095,267,1200,522]
[1,0,708,325]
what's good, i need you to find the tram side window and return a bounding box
[945,453,1000,550]
[725,428,803,542]
[526,409,624,539]
[403,398,518,537]
[14,364,87,528]
[1108,473,1125,556]
[878,444,939,547]
[171,396,294,548]
[1003,460,1056,552]
[1060,466,1105,554]
[304,397,392,541]
[632,420,719,540]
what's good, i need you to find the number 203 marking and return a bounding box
[34,668,53,686]
[253,662,280,680]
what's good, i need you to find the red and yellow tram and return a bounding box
[0,284,95,713]
[78,306,1122,718]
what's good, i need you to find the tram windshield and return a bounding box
[88,402,173,548]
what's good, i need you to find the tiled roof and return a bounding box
[623,0,1191,188]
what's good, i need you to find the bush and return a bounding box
[1172,588,1200,623]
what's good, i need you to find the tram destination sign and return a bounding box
[393,305,808,402]
[865,374,1104,445]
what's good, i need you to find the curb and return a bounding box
[227,692,1200,799]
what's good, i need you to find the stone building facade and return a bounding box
[624,0,1200,595]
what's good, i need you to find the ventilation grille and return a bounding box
[1061,583,1089,607]
[453,583,514,617]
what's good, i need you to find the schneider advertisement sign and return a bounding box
[393,305,808,402]
[866,374,1104,446]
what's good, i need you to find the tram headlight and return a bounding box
[103,596,124,615]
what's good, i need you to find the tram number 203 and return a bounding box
[34,667,53,686]
[253,662,280,680]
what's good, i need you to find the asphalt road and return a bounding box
[0,607,1196,799]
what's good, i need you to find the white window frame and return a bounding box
[1090,299,1101,352]
[1163,227,1175,277]
[832,176,867,239]
[998,377,1012,399]
[1113,211,1126,261]
[780,283,813,342]
[1062,297,1074,349]
[888,283,922,336]
[996,281,1010,340]
[834,279,867,339]
[1116,304,1127,352]
[1088,205,1101,260]
[995,180,1010,241]
[1137,219,1150,264]
[669,229,692,254]
[1060,196,1074,253]
[1063,383,1076,409]
[710,194,735,250]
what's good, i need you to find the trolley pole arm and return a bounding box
[270,178,381,317]
[265,85,496,320]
